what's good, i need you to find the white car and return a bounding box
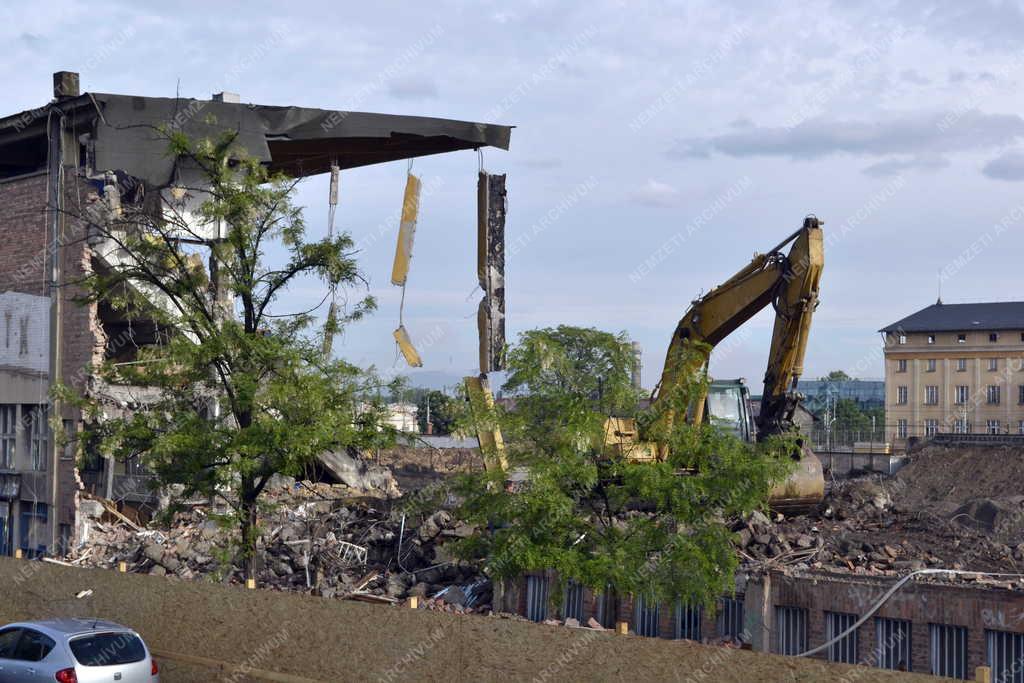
[0,619,159,682]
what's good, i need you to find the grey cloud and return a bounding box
[628,179,680,207]
[670,111,1024,161]
[982,150,1024,180]
[862,155,948,177]
[900,69,930,85]
[387,76,439,100]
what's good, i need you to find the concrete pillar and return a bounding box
[746,573,772,652]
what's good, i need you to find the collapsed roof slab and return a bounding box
[0,91,513,187]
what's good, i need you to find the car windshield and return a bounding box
[69,632,146,666]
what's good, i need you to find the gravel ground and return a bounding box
[0,558,937,682]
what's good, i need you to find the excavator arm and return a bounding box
[649,216,824,443]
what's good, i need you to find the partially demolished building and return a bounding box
[0,71,511,557]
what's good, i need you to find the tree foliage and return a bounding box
[453,325,795,608]
[64,130,393,577]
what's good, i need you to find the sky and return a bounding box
[5,0,1024,393]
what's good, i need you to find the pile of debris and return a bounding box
[69,482,489,608]
[736,445,1024,578]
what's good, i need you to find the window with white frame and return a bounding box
[928,334,936,344]
[26,405,48,471]
[930,623,967,679]
[896,359,907,373]
[717,596,744,641]
[826,612,858,664]
[774,606,808,656]
[989,358,999,371]
[986,629,1024,683]
[897,386,908,404]
[1019,420,1024,435]
[897,334,907,345]
[926,359,936,372]
[634,595,660,637]
[876,617,912,671]
[925,419,939,436]
[957,358,967,371]
[953,418,969,434]
[897,419,908,439]
[0,406,15,470]
[957,334,967,344]
[925,386,939,405]
[987,420,1001,435]
[563,580,584,622]
[525,575,549,623]
[987,385,1001,404]
[955,385,969,404]
[674,602,702,641]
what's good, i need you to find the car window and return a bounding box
[0,628,22,658]
[70,632,146,666]
[12,629,55,662]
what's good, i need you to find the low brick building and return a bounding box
[501,569,1024,679]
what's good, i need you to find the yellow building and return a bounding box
[881,301,1024,446]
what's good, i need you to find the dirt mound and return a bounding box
[0,558,932,683]
[893,444,1024,507]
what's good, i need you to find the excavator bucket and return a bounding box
[769,444,825,513]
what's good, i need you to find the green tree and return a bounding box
[452,325,794,609]
[65,131,393,579]
[415,390,457,435]
[820,369,852,382]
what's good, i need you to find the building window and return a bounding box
[957,334,967,344]
[928,334,936,344]
[774,606,808,656]
[876,617,912,671]
[896,359,907,373]
[925,386,939,405]
[0,406,15,470]
[955,385,969,404]
[1019,386,1024,405]
[954,418,969,434]
[987,630,1024,683]
[988,385,1001,404]
[525,575,549,623]
[930,624,968,679]
[596,585,617,629]
[897,386,908,404]
[562,581,584,622]
[897,419,908,439]
[897,334,907,345]
[925,419,939,436]
[826,612,859,664]
[989,358,999,371]
[926,359,936,372]
[674,602,702,641]
[634,595,660,638]
[26,405,49,471]
[717,596,744,641]
[957,358,967,371]
[60,420,76,460]
[987,420,1001,435]
[990,332,999,342]
[19,502,48,559]
[1019,420,1024,435]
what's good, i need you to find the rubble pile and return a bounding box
[737,445,1024,577]
[70,483,490,608]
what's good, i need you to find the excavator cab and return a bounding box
[705,379,756,443]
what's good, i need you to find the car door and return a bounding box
[0,628,23,683]
[9,627,58,681]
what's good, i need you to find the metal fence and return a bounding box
[674,602,702,641]
[634,595,660,637]
[525,575,549,623]
[562,581,584,622]
[717,596,744,641]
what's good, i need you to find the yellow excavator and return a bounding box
[467,215,826,511]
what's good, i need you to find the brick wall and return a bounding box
[0,173,49,297]
[770,570,1024,675]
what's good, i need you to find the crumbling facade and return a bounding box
[0,70,511,558]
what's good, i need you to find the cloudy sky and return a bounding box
[6,1,1024,392]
